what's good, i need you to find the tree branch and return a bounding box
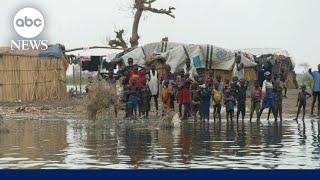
[127,0,175,47]
[143,6,175,18]
[108,29,128,49]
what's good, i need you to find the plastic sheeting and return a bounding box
[121,42,256,72]
[39,44,63,58]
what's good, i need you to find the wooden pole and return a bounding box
[72,65,75,90]
[80,63,82,94]
[64,46,123,53]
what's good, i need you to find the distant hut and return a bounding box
[241,48,298,89]
[0,46,68,101]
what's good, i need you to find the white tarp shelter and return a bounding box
[240,48,290,57]
[121,42,256,72]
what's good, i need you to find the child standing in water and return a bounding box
[176,69,186,118]
[258,71,276,121]
[294,85,311,121]
[200,83,211,121]
[191,81,201,121]
[223,79,231,95]
[250,81,262,121]
[236,79,248,121]
[224,89,235,121]
[128,80,139,120]
[273,75,285,121]
[169,81,175,111]
[139,78,151,119]
[161,81,171,116]
[212,83,222,121]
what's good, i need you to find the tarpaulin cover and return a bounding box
[121,42,256,72]
[39,44,63,58]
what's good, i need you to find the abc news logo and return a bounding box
[11,7,48,50]
[15,16,43,28]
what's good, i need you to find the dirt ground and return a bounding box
[0,89,317,121]
[0,99,87,120]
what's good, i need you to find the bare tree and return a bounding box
[109,0,175,49]
[108,29,128,49]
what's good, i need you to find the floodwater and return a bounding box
[0,118,320,169]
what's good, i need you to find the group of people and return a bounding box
[88,56,320,122]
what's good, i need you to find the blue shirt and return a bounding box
[309,71,320,92]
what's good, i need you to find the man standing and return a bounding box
[309,64,320,116]
[232,53,244,80]
[118,58,135,76]
[149,65,159,115]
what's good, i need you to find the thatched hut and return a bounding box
[0,47,68,101]
[241,48,298,89]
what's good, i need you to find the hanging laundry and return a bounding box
[77,56,91,61]
[82,56,102,71]
[101,59,116,70]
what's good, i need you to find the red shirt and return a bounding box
[177,87,190,104]
[128,70,144,88]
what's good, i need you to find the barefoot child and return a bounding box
[139,79,151,119]
[128,83,138,119]
[294,85,311,120]
[176,69,186,118]
[224,89,235,121]
[273,75,285,121]
[250,81,262,121]
[200,83,211,121]
[212,83,222,121]
[190,81,201,121]
[161,81,171,116]
[236,79,248,121]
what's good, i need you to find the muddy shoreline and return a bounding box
[0,89,318,121]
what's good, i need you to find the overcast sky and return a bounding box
[1,0,320,73]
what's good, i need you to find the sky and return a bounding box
[1,0,320,73]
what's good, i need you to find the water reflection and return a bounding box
[0,118,320,169]
[311,120,320,158]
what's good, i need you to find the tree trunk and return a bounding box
[130,8,143,48]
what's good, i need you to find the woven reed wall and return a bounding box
[214,68,256,81]
[0,54,68,101]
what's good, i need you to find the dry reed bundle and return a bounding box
[0,54,68,101]
[286,72,298,89]
[213,69,232,82]
[86,81,119,120]
[0,115,9,134]
[213,68,256,82]
[244,68,257,81]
